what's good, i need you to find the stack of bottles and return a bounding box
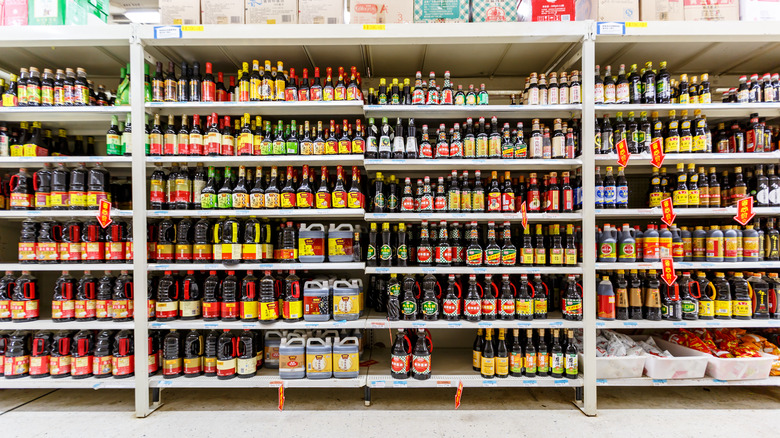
[0,66,112,107]
[158,328,362,380]
[18,220,133,263]
[518,70,583,106]
[595,220,780,263]
[48,271,136,323]
[0,122,98,157]
[724,74,780,103]
[593,62,710,105]
[149,61,363,103]
[0,330,135,379]
[471,328,579,379]
[367,71,487,106]
[389,328,433,380]
[365,117,581,160]
[149,270,364,323]
[381,273,582,322]
[370,170,581,214]
[594,112,778,155]
[149,218,361,264]
[150,164,363,211]
[642,164,780,209]
[367,221,581,267]
[145,114,366,156]
[6,165,130,211]
[595,270,780,322]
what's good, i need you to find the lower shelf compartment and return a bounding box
[364,348,583,388]
[0,376,135,389]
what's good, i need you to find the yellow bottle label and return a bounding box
[480,356,495,375]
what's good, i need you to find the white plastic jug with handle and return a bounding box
[263,330,284,369]
[328,224,354,262]
[333,337,360,379]
[279,336,306,379]
[332,280,360,321]
[304,279,331,322]
[306,337,333,379]
[298,223,326,263]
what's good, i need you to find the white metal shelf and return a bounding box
[146,101,363,117]
[147,208,365,219]
[595,318,780,330]
[365,313,581,329]
[596,20,780,43]
[364,158,582,172]
[0,24,132,47]
[147,262,365,271]
[594,207,780,218]
[0,210,133,219]
[366,265,582,275]
[594,103,780,119]
[594,152,780,166]
[149,372,364,389]
[0,106,131,122]
[365,212,581,222]
[146,155,364,167]
[149,317,367,330]
[0,376,135,389]
[365,348,583,388]
[364,104,582,119]
[595,261,780,270]
[596,377,780,387]
[0,263,134,272]
[0,156,132,168]
[0,319,135,331]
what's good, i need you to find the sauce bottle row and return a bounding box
[383,273,582,323]
[366,71,491,106]
[593,62,710,105]
[472,328,578,380]
[18,220,133,264]
[367,221,581,267]
[370,170,581,214]
[597,220,780,263]
[0,330,134,379]
[0,270,135,323]
[365,117,581,160]
[150,164,364,211]
[0,123,98,157]
[1,67,112,107]
[595,270,780,322]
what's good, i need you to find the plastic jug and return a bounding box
[332,280,359,321]
[327,224,354,262]
[298,223,326,263]
[304,280,331,322]
[263,331,284,369]
[333,337,360,379]
[617,224,636,262]
[306,337,333,379]
[351,279,365,317]
[279,336,306,379]
[598,224,617,262]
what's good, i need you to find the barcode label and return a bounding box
[282,14,292,23]
[327,17,337,24]
[231,16,242,24]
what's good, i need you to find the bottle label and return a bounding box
[565,249,577,265]
[534,298,547,316]
[52,299,75,320]
[422,300,438,316]
[501,248,517,266]
[495,357,509,376]
[417,246,432,264]
[412,354,431,376]
[442,298,459,316]
[565,354,578,375]
[392,353,410,374]
[480,356,495,376]
[550,248,563,265]
[732,300,751,317]
[485,248,501,266]
[563,298,582,317]
[618,242,635,260]
[11,299,39,320]
[515,298,532,316]
[334,295,358,316]
[537,353,549,373]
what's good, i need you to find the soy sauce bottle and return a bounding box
[75,271,97,321]
[183,330,203,377]
[162,330,183,378]
[156,271,179,322]
[180,270,201,320]
[92,330,114,378]
[11,271,38,321]
[52,271,76,322]
[9,168,34,210]
[112,270,133,322]
[390,329,411,379]
[216,330,237,380]
[87,163,110,209]
[220,271,239,321]
[0,271,15,322]
[202,271,221,321]
[50,163,70,210]
[68,163,88,210]
[33,164,52,210]
[240,270,258,321]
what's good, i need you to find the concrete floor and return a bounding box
[1,386,779,437]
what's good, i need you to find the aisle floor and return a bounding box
[1,385,779,437]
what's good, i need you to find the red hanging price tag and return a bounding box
[97,200,112,228]
[520,201,528,230]
[278,384,285,411]
[649,138,664,168]
[455,380,464,409]
[661,258,677,286]
[616,139,630,167]
[660,197,676,226]
[733,196,755,226]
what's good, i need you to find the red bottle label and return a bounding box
[442,299,459,316]
[92,355,113,376]
[29,355,50,376]
[75,300,96,319]
[202,301,220,319]
[112,355,134,376]
[482,299,496,315]
[464,299,481,316]
[71,356,93,376]
[597,294,616,319]
[18,242,36,262]
[52,300,75,320]
[4,355,30,376]
[221,301,238,319]
[11,300,39,320]
[49,356,71,376]
[391,354,409,373]
[500,299,515,316]
[0,299,10,319]
[203,82,216,102]
[84,242,105,261]
[106,242,126,261]
[36,241,59,262]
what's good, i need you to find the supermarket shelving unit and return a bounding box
[3,20,780,418]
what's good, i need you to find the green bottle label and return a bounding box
[201,193,216,209]
[401,300,416,315]
[388,283,400,297]
[380,244,392,261]
[422,300,438,315]
[366,245,376,261]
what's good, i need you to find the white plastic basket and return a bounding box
[643,337,709,379]
[579,353,647,379]
[658,337,777,380]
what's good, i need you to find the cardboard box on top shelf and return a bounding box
[683,0,739,20]
[347,0,413,23]
[471,0,519,21]
[202,0,245,24]
[413,0,469,23]
[159,0,200,24]
[575,0,638,21]
[740,0,780,20]
[299,0,344,23]
[523,0,575,21]
[639,0,684,20]
[246,0,298,24]
[3,0,28,25]
[27,0,88,25]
